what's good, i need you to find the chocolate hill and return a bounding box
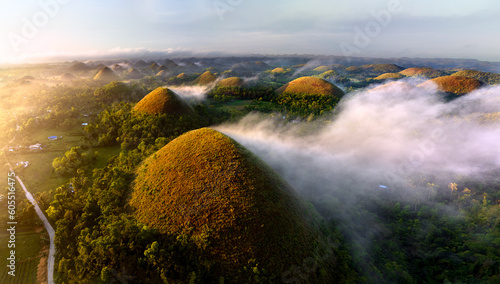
[419,75,484,95]
[129,128,340,282]
[193,71,217,85]
[93,67,119,81]
[276,76,345,98]
[132,87,194,116]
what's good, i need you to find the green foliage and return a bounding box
[272,92,341,117]
[93,81,131,104]
[52,146,97,177]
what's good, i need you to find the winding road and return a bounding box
[3,116,55,283]
[8,165,55,284]
[15,172,55,284]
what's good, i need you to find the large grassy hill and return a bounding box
[419,75,484,95]
[130,128,345,282]
[132,87,194,116]
[276,76,345,98]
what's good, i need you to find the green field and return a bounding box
[6,127,84,195]
[0,226,44,284]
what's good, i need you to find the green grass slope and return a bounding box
[276,76,345,98]
[132,87,194,116]
[130,128,344,282]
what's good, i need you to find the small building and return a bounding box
[48,136,58,141]
[82,123,88,126]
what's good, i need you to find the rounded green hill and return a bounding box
[419,75,483,95]
[217,77,244,87]
[132,87,194,115]
[129,128,339,282]
[193,71,217,85]
[276,76,345,98]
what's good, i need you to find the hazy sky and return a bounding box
[0,0,499,63]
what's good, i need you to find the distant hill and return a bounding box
[193,71,217,85]
[130,128,341,282]
[133,60,149,68]
[345,66,362,74]
[361,63,404,75]
[276,76,345,98]
[374,73,403,80]
[126,68,144,79]
[319,70,338,80]
[60,73,77,81]
[271,67,287,74]
[419,75,484,95]
[155,70,169,78]
[313,66,331,73]
[451,69,500,85]
[217,77,244,87]
[400,67,445,78]
[69,61,90,71]
[93,67,119,81]
[132,87,194,115]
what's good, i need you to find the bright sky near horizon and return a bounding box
[0,0,499,63]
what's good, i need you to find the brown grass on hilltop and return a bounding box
[129,128,337,282]
[93,67,119,81]
[132,87,194,115]
[271,67,287,74]
[193,71,217,85]
[452,69,500,85]
[400,67,445,78]
[361,63,404,73]
[217,77,244,87]
[276,76,345,98]
[374,73,403,80]
[313,66,331,72]
[419,75,483,95]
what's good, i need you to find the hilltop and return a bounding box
[419,75,484,95]
[93,67,119,81]
[374,72,403,80]
[193,71,217,85]
[399,67,445,78]
[276,76,345,98]
[217,77,244,87]
[451,69,500,85]
[132,87,194,115]
[129,128,340,282]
